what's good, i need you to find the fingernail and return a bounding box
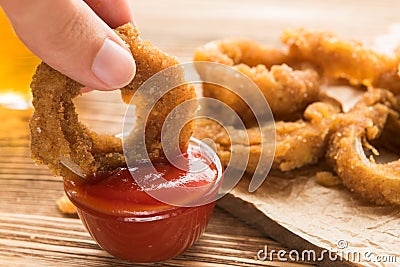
[92,38,136,89]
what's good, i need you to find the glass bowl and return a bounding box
[64,138,223,262]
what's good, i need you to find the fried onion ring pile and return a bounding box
[193,38,342,172]
[30,23,196,179]
[194,40,321,123]
[326,89,400,205]
[193,30,400,206]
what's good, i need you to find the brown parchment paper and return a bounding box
[217,86,400,267]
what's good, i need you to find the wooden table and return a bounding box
[1,0,399,266]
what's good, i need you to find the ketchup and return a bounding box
[64,140,222,262]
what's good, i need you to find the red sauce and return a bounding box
[64,143,221,262]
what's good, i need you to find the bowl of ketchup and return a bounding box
[64,138,223,263]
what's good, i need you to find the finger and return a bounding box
[84,0,135,28]
[0,0,136,91]
[81,87,94,93]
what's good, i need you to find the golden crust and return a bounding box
[30,63,100,179]
[30,23,196,178]
[116,24,197,161]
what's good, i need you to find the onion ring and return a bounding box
[326,89,400,205]
[194,95,341,172]
[194,39,322,124]
[281,28,400,94]
[30,23,196,179]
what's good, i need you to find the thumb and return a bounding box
[0,0,136,90]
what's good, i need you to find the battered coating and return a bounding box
[194,96,341,172]
[326,89,400,205]
[281,28,400,95]
[194,39,321,123]
[116,24,197,161]
[30,23,197,178]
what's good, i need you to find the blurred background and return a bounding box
[131,0,400,61]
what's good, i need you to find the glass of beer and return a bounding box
[0,8,40,110]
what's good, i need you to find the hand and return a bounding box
[0,0,136,90]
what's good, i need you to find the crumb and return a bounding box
[56,193,77,214]
[315,171,342,187]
